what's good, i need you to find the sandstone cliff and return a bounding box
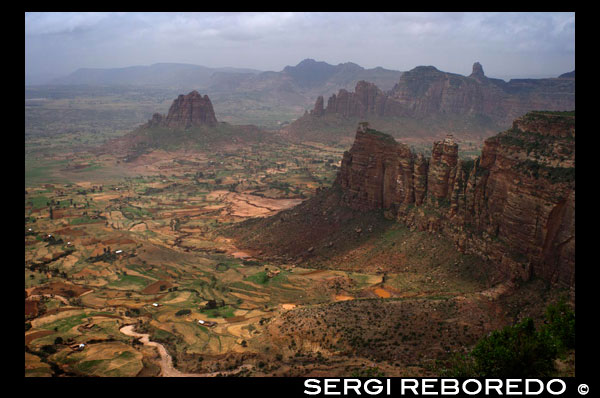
[326,63,574,125]
[293,63,575,142]
[337,112,575,287]
[146,90,218,129]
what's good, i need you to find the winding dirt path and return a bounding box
[26,294,70,305]
[119,325,251,377]
[120,325,197,377]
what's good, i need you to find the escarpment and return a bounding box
[336,112,575,287]
[295,63,575,142]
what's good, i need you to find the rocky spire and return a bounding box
[312,96,325,116]
[470,62,485,79]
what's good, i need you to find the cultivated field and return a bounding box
[25,117,544,377]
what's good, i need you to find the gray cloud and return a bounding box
[25,12,575,83]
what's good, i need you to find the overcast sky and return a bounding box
[25,12,575,83]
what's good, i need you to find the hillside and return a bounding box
[107,90,276,155]
[51,63,262,88]
[228,112,575,288]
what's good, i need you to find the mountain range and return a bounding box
[286,62,575,143]
[31,59,575,133]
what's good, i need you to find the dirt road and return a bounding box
[119,325,252,377]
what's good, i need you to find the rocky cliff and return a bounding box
[296,63,575,141]
[337,112,575,287]
[147,90,218,129]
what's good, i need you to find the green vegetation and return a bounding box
[246,271,269,285]
[70,216,95,225]
[108,274,151,289]
[121,206,152,220]
[350,366,385,377]
[200,305,236,318]
[516,160,574,184]
[461,159,475,176]
[443,299,574,377]
[363,127,398,144]
[28,195,50,209]
[530,110,575,116]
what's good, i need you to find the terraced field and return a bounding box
[25,134,562,377]
[25,141,358,376]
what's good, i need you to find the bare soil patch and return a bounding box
[141,280,173,295]
[25,300,40,317]
[373,287,391,298]
[25,330,54,345]
[31,281,92,298]
[102,238,136,245]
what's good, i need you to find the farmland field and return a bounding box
[25,89,546,377]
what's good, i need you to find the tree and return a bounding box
[541,298,575,353]
[471,318,556,377]
[445,300,575,377]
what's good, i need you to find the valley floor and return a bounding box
[25,142,568,377]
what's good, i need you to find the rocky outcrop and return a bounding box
[311,96,325,116]
[145,90,217,129]
[336,112,575,287]
[338,122,415,211]
[470,62,485,80]
[320,81,387,118]
[302,62,575,128]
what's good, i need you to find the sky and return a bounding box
[25,12,575,84]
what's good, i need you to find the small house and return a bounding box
[71,343,86,351]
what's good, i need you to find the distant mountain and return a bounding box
[41,59,404,129]
[559,70,575,78]
[286,62,575,143]
[208,58,403,97]
[204,59,404,128]
[35,60,574,132]
[51,63,262,88]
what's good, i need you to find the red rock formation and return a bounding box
[147,113,164,128]
[145,90,218,129]
[303,63,574,128]
[311,96,325,116]
[337,123,415,211]
[324,81,387,118]
[470,61,485,80]
[426,135,458,203]
[336,112,575,287]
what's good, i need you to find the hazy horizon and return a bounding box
[25,12,575,85]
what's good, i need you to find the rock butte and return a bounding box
[147,90,218,129]
[337,113,574,287]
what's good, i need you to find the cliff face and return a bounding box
[307,63,575,128]
[337,112,575,287]
[338,122,416,211]
[147,90,218,129]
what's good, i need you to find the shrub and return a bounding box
[541,298,575,353]
[471,318,556,377]
[445,300,575,377]
[175,309,191,316]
